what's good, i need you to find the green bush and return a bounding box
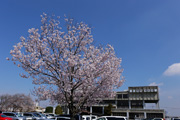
[104,104,114,115]
[45,106,53,113]
[55,105,63,115]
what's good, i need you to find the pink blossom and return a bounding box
[9,13,124,116]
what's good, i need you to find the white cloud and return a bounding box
[149,82,163,86]
[163,63,180,76]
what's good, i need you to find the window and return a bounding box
[151,89,154,92]
[92,117,96,119]
[123,94,128,98]
[23,114,33,117]
[3,113,15,117]
[106,117,125,120]
[117,94,122,98]
[144,89,147,92]
[1,115,7,118]
[97,118,106,120]
[33,113,41,117]
[86,117,90,120]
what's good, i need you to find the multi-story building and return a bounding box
[90,86,165,119]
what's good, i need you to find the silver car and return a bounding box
[97,116,127,120]
[23,112,46,120]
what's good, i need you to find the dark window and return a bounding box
[153,119,162,120]
[106,117,125,120]
[97,118,106,120]
[33,113,41,117]
[104,100,115,104]
[117,94,122,98]
[3,113,15,117]
[23,113,33,117]
[123,94,128,98]
[92,117,96,119]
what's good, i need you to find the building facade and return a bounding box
[91,86,165,119]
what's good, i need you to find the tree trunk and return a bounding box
[69,105,75,120]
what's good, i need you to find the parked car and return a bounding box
[44,113,55,119]
[82,115,97,120]
[23,112,44,120]
[153,118,164,120]
[3,112,25,120]
[171,118,180,120]
[34,113,47,119]
[55,114,81,120]
[48,114,56,117]
[0,114,12,120]
[55,117,70,120]
[97,116,127,120]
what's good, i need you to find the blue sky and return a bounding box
[1,0,180,116]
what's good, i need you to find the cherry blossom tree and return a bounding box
[9,13,124,119]
[0,94,34,112]
[0,94,12,111]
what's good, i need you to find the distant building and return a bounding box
[89,86,165,119]
[34,101,45,113]
[34,106,45,113]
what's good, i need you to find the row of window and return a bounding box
[116,93,158,99]
[129,88,158,93]
[117,94,128,99]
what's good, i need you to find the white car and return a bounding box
[23,112,45,120]
[82,115,97,120]
[55,116,70,120]
[97,116,127,120]
[153,118,164,120]
[44,114,55,119]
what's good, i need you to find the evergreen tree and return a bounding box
[104,104,114,115]
[45,106,53,113]
[55,105,63,115]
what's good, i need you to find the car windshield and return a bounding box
[106,117,125,120]
[23,114,30,116]
[3,113,14,117]
[33,113,41,117]
[15,113,23,117]
[97,118,106,120]
[153,119,162,120]
[56,118,70,120]
[1,115,7,118]
[39,113,46,117]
